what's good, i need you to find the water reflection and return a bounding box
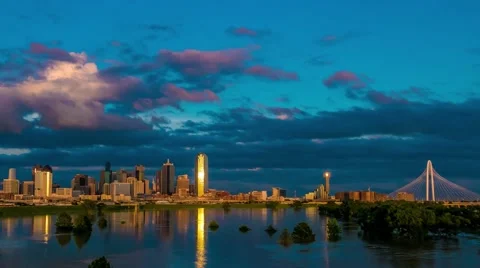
[196,208,206,268]
[176,209,190,235]
[0,209,478,268]
[32,215,51,243]
[74,232,91,249]
[55,233,71,247]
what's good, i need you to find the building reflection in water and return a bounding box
[2,218,16,238]
[322,217,330,268]
[176,209,190,235]
[154,210,173,241]
[271,209,286,226]
[32,215,51,243]
[195,208,207,268]
[305,207,318,223]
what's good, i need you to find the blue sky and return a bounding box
[0,0,479,195]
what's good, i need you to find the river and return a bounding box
[0,207,479,268]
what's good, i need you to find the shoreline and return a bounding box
[0,203,319,218]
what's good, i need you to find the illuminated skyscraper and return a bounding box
[176,174,190,197]
[194,153,208,197]
[34,165,53,198]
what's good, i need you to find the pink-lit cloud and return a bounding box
[29,42,78,63]
[159,47,254,77]
[366,90,409,105]
[0,51,147,132]
[228,26,258,37]
[225,26,272,39]
[244,65,299,81]
[266,107,307,120]
[323,71,371,90]
[133,83,219,111]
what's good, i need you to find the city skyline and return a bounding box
[1,0,480,194]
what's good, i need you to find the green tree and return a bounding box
[208,221,219,231]
[239,225,251,233]
[73,215,93,234]
[266,201,280,210]
[88,256,111,268]
[290,200,303,211]
[222,202,231,213]
[291,222,315,244]
[278,229,293,247]
[97,217,108,230]
[55,212,73,233]
[327,218,341,241]
[265,225,277,236]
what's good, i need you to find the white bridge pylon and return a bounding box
[389,160,480,201]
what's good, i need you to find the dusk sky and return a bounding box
[1,0,480,194]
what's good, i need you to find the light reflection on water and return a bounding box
[0,208,478,268]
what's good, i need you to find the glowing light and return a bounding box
[323,171,330,179]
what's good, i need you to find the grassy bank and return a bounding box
[0,203,318,217]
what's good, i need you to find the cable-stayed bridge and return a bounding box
[389,160,480,201]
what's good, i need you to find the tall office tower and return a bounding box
[3,168,19,194]
[22,181,35,195]
[176,174,190,197]
[34,165,53,198]
[323,171,331,197]
[31,164,42,189]
[155,170,161,193]
[88,177,96,195]
[99,161,113,194]
[126,177,137,197]
[160,159,175,195]
[8,168,16,180]
[135,165,145,181]
[117,169,127,183]
[194,153,208,197]
[144,179,151,195]
[71,174,91,194]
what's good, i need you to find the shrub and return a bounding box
[291,222,315,244]
[88,256,111,268]
[208,221,219,231]
[278,229,293,247]
[55,212,73,233]
[73,215,92,234]
[327,218,341,241]
[222,202,231,212]
[266,201,280,210]
[265,225,277,236]
[239,225,251,233]
[98,217,108,230]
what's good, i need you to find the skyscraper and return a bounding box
[160,159,175,195]
[135,165,145,181]
[99,161,112,194]
[34,165,53,198]
[194,153,208,197]
[176,174,190,197]
[3,168,20,194]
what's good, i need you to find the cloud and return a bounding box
[275,96,290,103]
[323,71,371,90]
[159,47,253,77]
[306,55,333,66]
[366,90,409,105]
[0,49,148,132]
[133,83,219,111]
[316,31,366,46]
[225,26,271,38]
[29,42,78,63]
[244,65,299,81]
[266,107,308,120]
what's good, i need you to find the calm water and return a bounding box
[0,208,479,268]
